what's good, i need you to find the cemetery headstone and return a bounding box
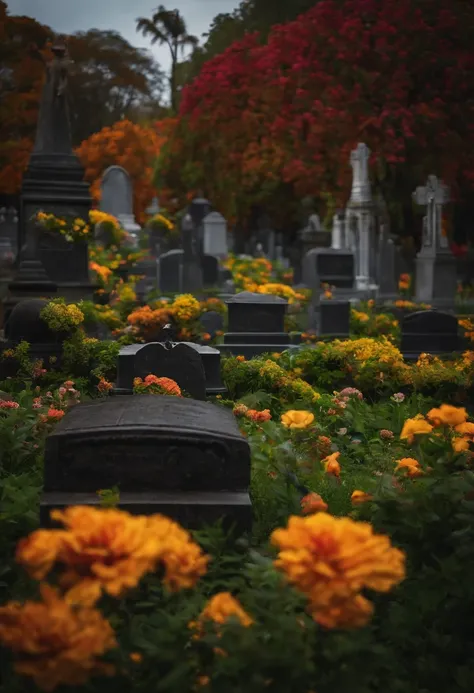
[319,300,351,339]
[203,212,228,258]
[181,342,226,395]
[157,249,183,294]
[199,310,224,339]
[220,291,291,358]
[11,40,93,305]
[41,395,252,530]
[377,237,398,303]
[0,207,18,258]
[100,165,140,246]
[181,214,203,293]
[202,254,220,287]
[345,143,375,291]
[400,309,460,360]
[412,176,456,307]
[115,341,206,400]
[1,298,62,379]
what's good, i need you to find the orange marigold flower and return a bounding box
[0,584,116,692]
[236,355,245,362]
[192,592,253,631]
[455,421,474,436]
[301,493,328,515]
[313,593,374,630]
[17,507,208,605]
[427,404,467,427]
[97,378,113,393]
[246,408,272,423]
[400,417,433,443]
[322,452,341,478]
[233,404,249,417]
[453,437,471,452]
[395,457,423,478]
[271,513,405,628]
[40,408,65,423]
[351,490,373,505]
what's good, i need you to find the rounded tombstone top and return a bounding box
[4,298,58,344]
[226,291,288,304]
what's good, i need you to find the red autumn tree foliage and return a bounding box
[75,119,175,222]
[157,0,474,226]
[0,2,52,195]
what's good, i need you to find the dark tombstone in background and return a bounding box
[220,291,291,358]
[14,39,94,304]
[199,310,224,339]
[319,300,351,339]
[181,213,203,293]
[0,298,63,379]
[115,341,207,400]
[202,254,219,287]
[41,395,252,531]
[400,310,460,360]
[157,249,183,293]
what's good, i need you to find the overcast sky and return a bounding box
[6,0,240,70]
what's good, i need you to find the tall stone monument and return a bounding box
[345,143,375,292]
[413,175,455,307]
[15,38,94,302]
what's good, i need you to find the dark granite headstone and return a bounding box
[202,254,219,287]
[158,249,183,293]
[181,342,226,395]
[221,291,291,358]
[41,395,251,530]
[199,310,224,338]
[319,300,351,339]
[115,341,206,400]
[303,248,355,290]
[0,298,63,379]
[15,41,94,303]
[400,310,460,360]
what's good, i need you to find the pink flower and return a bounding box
[58,387,67,397]
[0,400,19,409]
[391,392,405,403]
[32,397,43,409]
[338,387,363,400]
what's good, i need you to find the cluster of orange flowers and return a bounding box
[133,375,182,397]
[271,513,405,629]
[0,507,209,690]
[233,403,272,422]
[401,403,474,453]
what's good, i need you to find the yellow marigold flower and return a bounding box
[322,452,341,478]
[195,592,253,629]
[281,410,315,429]
[395,457,423,478]
[453,437,471,452]
[427,404,468,427]
[0,584,116,692]
[301,493,328,515]
[455,421,474,436]
[172,294,201,322]
[271,513,405,627]
[351,490,373,505]
[400,417,433,443]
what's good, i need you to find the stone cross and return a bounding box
[349,143,371,204]
[412,175,450,252]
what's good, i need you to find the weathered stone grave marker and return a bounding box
[41,395,252,530]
